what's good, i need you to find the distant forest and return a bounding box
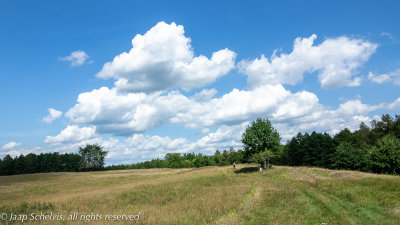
[1,114,399,176]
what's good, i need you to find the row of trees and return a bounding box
[106,149,247,170]
[281,114,400,174]
[0,153,82,175]
[107,114,400,175]
[0,144,107,176]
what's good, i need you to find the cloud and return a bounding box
[96,21,236,93]
[42,108,63,123]
[368,72,390,84]
[64,84,316,135]
[125,134,192,155]
[239,34,377,89]
[192,89,217,101]
[65,87,192,135]
[388,97,400,110]
[380,32,394,40]
[59,50,90,66]
[0,147,44,159]
[1,142,22,150]
[63,82,388,143]
[172,84,320,129]
[336,99,381,115]
[45,125,97,144]
[368,69,400,85]
[0,142,46,159]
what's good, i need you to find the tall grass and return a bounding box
[0,165,399,224]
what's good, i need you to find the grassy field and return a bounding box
[0,165,399,225]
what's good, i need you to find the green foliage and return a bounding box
[334,128,356,145]
[251,149,274,169]
[1,155,14,175]
[353,122,370,147]
[368,114,400,145]
[78,144,108,171]
[285,132,336,168]
[241,118,281,160]
[0,152,83,176]
[368,135,400,174]
[282,114,400,175]
[165,153,183,168]
[105,148,246,171]
[332,142,368,171]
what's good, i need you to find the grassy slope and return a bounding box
[0,165,399,224]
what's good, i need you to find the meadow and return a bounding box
[0,165,399,224]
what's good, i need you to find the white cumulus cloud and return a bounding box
[42,108,63,123]
[368,69,400,85]
[1,142,22,150]
[239,34,377,89]
[96,21,236,93]
[59,50,90,66]
[337,99,381,116]
[45,125,97,144]
[63,81,395,140]
[65,87,192,135]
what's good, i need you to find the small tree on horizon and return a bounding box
[241,118,281,166]
[78,144,107,171]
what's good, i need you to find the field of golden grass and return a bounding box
[1,165,399,224]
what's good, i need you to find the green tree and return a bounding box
[79,144,108,171]
[353,122,371,147]
[220,150,230,166]
[334,128,356,146]
[192,155,206,168]
[15,154,26,174]
[368,135,400,174]
[24,153,38,174]
[332,142,368,171]
[241,118,281,161]
[1,155,14,175]
[213,150,222,165]
[165,153,183,168]
[251,149,275,169]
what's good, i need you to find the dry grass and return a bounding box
[0,165,399,225]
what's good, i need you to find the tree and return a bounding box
[353,122,370,147]
[251,149,275,169]
[165,153,182,168]
[14,154,26,174]
[334,128,356,146]
[78,144,108,171]
[24,153,38,174]
[368,135,400,174]
[241,118,281,161]
[213,150,222,165]
[1,155,14,175]
[285,133,304,166]
[331,142,368,171]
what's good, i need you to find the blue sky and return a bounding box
[1,0,399,164]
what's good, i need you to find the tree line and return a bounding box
[1,114,399,176]
[0,144,107,176]
[108,114,400,175]
[281,114,400,174]
[105,148,247,170]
